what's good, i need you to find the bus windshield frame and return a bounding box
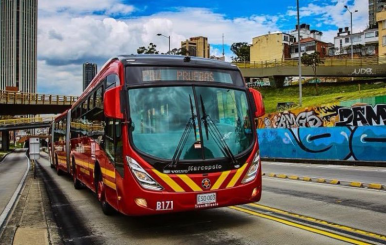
[126,66,255,173]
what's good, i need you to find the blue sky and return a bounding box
[37,0,368,95]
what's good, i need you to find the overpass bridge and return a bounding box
[236,56,386,86]
[0,117,54,151]
[0,90,78,115]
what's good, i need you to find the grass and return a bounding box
[253,81,386,113]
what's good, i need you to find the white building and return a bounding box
[332,27,378,56]
[289,23,323,41]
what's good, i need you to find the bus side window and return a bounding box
[106,74,119,90]
[115,120,124,177]
[104,118,124,177]
[104,118,115,163]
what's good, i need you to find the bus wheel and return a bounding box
[73,161,82,190]
[96,172,114,215]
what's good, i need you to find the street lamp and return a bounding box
[157,33,170,54]
[297,0,302,107]
[344,5,358,62]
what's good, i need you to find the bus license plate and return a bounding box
[197,193,216,205]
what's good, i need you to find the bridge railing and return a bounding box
[235,56,386,68]
[0,117,55,126]
[0,90,78,105]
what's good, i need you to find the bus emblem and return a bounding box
[202,178,211,189]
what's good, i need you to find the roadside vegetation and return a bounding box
[253,80,386,113]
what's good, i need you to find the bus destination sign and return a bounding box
[142,69,216,82]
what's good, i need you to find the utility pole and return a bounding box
[297,0,302,107]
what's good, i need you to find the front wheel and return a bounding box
[96,171,114,215]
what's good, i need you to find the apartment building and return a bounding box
[376,7,386,57]
[250,32,296,62]
[181,36,210,58]
[332,27,378,56]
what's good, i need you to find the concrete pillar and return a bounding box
[1,131,10,151]
[269,76,286,88]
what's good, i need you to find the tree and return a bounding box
[230,42,250,62]
[301,52,324,95]
[167,47,188,55]
[137,43,159,54]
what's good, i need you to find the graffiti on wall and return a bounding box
[336,104,386,126]
[258,126,386,161]
[258,103,386,129]
[257,95,386,162]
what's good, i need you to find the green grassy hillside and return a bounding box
[253,81,386,113]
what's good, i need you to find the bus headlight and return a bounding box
[126,156,163,191]
[241,152,260,184]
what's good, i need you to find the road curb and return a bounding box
[263,172,385,191]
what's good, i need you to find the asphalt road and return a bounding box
[0,151,28,216]
[263,161,386,185]
[35,154,386,244]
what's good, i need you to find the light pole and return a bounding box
[297,0,302,106]
[344,5,358,62]
[157,33,170,54]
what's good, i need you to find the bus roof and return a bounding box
[117,55,238,70]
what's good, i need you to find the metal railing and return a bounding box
[235,56,386,69]
[0,90,78,105]
[0,117,55,126]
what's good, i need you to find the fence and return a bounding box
[0,90,78,105]
[235,56,386,69]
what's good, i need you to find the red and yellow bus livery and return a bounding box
[51,55,265,215]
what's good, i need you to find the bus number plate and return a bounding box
[197,193,216,205]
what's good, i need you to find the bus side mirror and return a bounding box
[104,86,124,119]
[248,88,265,118]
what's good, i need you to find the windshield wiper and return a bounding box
[168,95,196,168]
[200,95,238,165]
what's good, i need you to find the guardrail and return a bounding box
[0,117,54,126]
[235,56,386,69]
[0,90,78,105]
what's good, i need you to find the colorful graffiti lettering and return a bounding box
[258,126,386,161]
[336,104,386,126]
[257,95,386,162]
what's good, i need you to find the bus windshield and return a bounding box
[128,86,253,161]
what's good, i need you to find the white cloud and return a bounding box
[37,0,372,96]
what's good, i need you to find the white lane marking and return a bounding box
[0,153,30,232]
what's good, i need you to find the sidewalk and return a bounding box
[0,165,61,245]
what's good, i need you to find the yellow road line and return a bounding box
[230,206,370,245]
[248,203,386,242]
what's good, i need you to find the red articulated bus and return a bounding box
[50,55,265,216]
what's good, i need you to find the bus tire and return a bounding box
[96,169,114,216]
[72,158,82,190]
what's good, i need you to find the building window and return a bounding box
[365,32,375,38]
[345,38,350,43]
[283,35,289,41]
[383,36,386,46]
[383,20,386,29]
